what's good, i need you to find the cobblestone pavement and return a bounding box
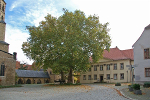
[103,83,150,100]
[0,84,129,100]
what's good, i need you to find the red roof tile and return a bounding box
[103,47,133,60]
[16,61,20,69]
[122,49,133,60]
[16,61,33,70]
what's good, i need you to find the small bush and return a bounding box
[115,83,121,86]
[143,82,150,88]
[132,84,140,90]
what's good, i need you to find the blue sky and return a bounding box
[4,0,150,64]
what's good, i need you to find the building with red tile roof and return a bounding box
[81,47,134,84]
[103,47,133,60]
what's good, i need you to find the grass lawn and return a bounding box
[0,84,23,89]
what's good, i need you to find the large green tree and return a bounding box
[22,9,111,83]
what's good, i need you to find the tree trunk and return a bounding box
[67,68,73,83]
[60,70,64,81]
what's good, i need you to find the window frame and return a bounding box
[114,74,117,80]
[89,67,91,71]
[94,65,97,71]
[88,75,91,80]
[94,74,97,80]
[83,75,86,80]
[120,63,124,70]
[114,64,117,70]
[100,65,103,71]
[107,64,110,70]
[144,48,150,59]
[145,68,150,77]
[107,74,110,80]
[120,73,124,80]
[0,64,5,76]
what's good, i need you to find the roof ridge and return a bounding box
[0,50,12,55]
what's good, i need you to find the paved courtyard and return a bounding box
[0,84,129,100]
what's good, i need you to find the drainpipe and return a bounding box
[129,59,132,82]
[127,70,128,83]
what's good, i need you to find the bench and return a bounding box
[54,80,65,84]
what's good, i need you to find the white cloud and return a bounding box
[5,0,150,64]
[6,0,61,64]
[9,0,60,26]
[72,0,150,49]
[5,24,33,64]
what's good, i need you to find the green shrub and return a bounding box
[115,83,121,86]
[64,83,81,85]
[132,84,140,90]
[143,82,150,88]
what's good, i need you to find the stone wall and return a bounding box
[16,77,50,84]
[0,22,6,41]
[0,51,16,86]
[0,43,9,52]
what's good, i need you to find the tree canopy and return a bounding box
[22,9,111,83]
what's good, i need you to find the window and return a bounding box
[144,48,150,59]
[94,75,97,80]
[120,73,124,80]
[145,68,150,77]
[83,75,86,80]
[2,4,4,12]
[1,16,3,21]
[107,74,110,80]
[114,74,117,80]
[100,65,103,71]
[94,65,97,71]
[120,63,124,70]
[114,64,117,70]
[88,75,91,80]
[107,64,110,70]
[89,68,91,71]
[0,64,5,76]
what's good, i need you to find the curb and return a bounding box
[104,85,136,100]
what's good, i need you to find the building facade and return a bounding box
[16,70,50,84]
[80,47,134,83]
[133,24,150,84]
[0,0,16,86]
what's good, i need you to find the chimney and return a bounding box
[13,52,17,60]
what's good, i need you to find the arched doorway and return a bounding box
[45,79,49,83]
[26,79,31,84]
[37,79,41,84]
[18,79,23,84]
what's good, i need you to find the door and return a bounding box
[100,76,103,82]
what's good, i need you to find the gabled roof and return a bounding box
[0,49,12,55]
[145,24,150,30]
[103,47,133,60]
[132,24,150,47]
[16,70,50,78]
[89,47,134,62]
[0,41,9,45]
